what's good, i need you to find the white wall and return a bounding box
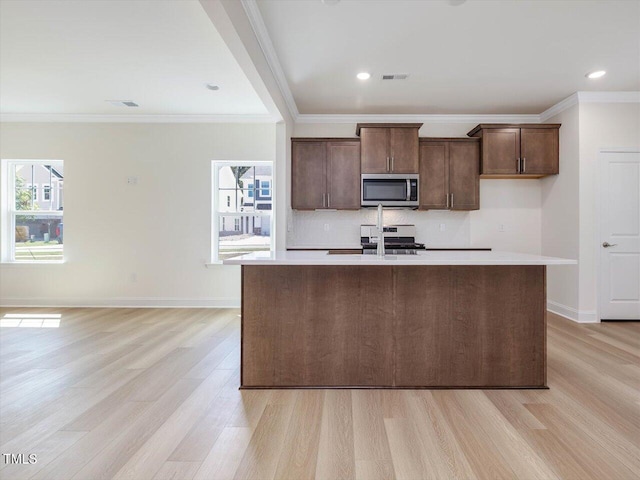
[0,122,276,307]
[289,122,543,252]
[542,104,580,318]
[578,103,640,318]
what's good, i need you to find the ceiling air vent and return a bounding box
[381,74,409,80]
[107,100,139,107]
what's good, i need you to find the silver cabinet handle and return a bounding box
[450,193,454,208]
[327,193,330,207]
[322,193,326,208]
[391,157,394,172]
[516,158,521,173]
[446,192,449,208]
[386,157,390,172]
[602,242,618,248]
[522,157,526,173]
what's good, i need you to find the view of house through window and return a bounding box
[3,161,64,262]
[213,162,273,260]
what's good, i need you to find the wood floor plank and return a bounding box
[352,390,396,480]
[315,390,355,480]
[232,392,297,480]
[168,369,242,462]
[274,390,324,480]
[193,427,253,480]
[152,461,201,480]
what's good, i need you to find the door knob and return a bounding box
[602,242,618,248]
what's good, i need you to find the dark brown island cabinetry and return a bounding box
[419,138,480,210]
[356,123,422,174]
[467,124,560,178]
[241,264,546,388]
[291,138,361,210]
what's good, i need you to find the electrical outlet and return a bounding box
[439,223,446,232]
[127,176,138,185]
[499,224,506,232]
[130,273,137,283]
[323,223,330,232]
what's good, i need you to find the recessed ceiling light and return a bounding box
[206,84,220,91]
[357,72,371,80]
[586,70,606,79]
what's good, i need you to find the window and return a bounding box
[261,180,270,197]
[212,162,273,261]
[1,160,64,262]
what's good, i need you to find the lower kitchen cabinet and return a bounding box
[292,138,361,210]
[419,138,479,210]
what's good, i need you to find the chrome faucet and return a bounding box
[376,203,385,257]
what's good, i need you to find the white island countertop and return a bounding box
[223,250,576,266]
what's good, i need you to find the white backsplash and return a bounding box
[288,210,471,248]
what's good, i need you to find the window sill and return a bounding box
[205,261,224,267]
[1,260,65,266]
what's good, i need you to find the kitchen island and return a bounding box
[224,251,574,389]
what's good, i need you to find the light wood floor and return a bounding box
[0,308,638,480]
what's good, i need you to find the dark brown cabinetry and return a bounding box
[242,265,546,388]
[467,124,560,178]
[357,123,421,174]
[291,138,360,210]
[419,138,479,210]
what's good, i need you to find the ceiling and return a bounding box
[256,0,640,115]
[0,1,268,116]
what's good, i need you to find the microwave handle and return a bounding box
[406,179,411,201]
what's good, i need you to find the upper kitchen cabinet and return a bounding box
[419,138,479,211]
[291,139,360,210]
[357,123,421,174]
[467,124,560,178]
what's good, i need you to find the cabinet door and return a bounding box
[291,141,326,210]
[481,128,520,175]
[419,142,449,209]
[389,127,419,173]
[327,142,361,209]
[360,128,390,173]
[520,128,559,175]
[449,141,480,210]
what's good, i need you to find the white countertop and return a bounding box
[223,250,576,266]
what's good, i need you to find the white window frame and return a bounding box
[211,161,274,263]
[43,184,51,201]
[1,159,64,263]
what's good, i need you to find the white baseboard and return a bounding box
[0,297,241,308]
[547,300,599,323]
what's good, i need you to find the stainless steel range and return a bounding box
[360,224,425,255]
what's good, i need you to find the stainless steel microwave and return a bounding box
[361,174,419,207]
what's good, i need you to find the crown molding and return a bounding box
[296,113,541,124]
[241,0,300,121]
[0,113,276,124]
[577,91,640,103]
[539,91,640,122]
[539,93,579,122]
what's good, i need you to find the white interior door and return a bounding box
[599,151,640,320]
